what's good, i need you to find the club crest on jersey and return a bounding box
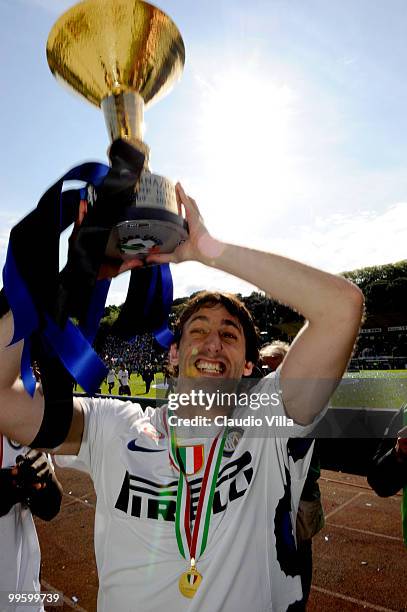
[177,445,204,475]
[8,439,23,450]
[223,427,244,457]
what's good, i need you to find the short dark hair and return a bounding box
[174,291,259,364]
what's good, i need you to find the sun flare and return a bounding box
[196,66,297,234]
[199,70,295,172]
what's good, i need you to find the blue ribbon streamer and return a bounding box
[3,162,110,395]
[153,264,175,348]
[154,323,175,349]
[43,315,107,394]
[143,266,159,317]
[3,159,176,394]
[3,244,39,346]
[79,279,111,344]
[63,162,110,188]
[2,246,39,396]
[21,337,36,398]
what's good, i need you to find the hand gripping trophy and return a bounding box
[47,0,188,261]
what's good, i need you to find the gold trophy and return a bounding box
[47,0,187,260]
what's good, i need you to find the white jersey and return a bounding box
[107,369,116,384]
[77,372,322,612]
[0,436,44,612]
[118,369,129,386]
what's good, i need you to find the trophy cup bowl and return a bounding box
[47,0,187,261]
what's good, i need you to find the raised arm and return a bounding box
[0,311,84,453]
[147,183,364,424]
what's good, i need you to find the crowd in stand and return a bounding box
[354,332,407,358]
[97,329,407,383]
[98,333,168,377]
[351,331,407,369]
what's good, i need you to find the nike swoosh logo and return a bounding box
[127,440,165,452]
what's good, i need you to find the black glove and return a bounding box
[17,450,63,521]
[0,466,24,516]
[0,451,47,516]
[0,450,62,521]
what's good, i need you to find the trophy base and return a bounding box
[105,207,188,261]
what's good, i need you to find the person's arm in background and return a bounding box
[367,423,407,497]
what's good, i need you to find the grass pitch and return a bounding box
[331,369,407,409]
[86,369,407,410]
[97,373,168,400]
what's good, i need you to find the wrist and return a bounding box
[194,234,226,267]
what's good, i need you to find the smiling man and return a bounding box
[166,291,260,419]
[174,297,257,378]
[0,183,363,611]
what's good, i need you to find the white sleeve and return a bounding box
[243,370,328,438]
[76,397,144,483]
[54,454,90,473]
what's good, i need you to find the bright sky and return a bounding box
[1,0,407,304]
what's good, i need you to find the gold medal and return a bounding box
[165,417,228,601]
[179,558,202,598]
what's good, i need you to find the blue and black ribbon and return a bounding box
[2,139,175,398]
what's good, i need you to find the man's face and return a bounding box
[171,304,254,381]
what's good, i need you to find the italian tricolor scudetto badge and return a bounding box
[177,445,204,475]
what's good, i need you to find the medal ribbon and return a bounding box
[167,415,227,562]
